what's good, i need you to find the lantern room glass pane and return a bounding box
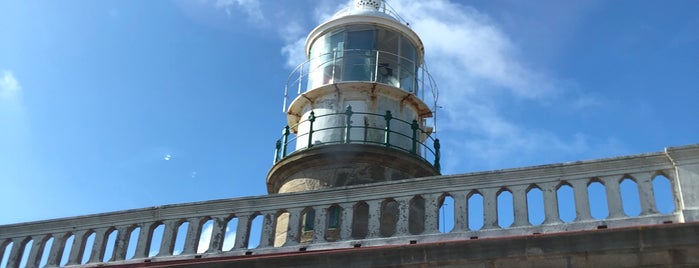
[306,24,419,93]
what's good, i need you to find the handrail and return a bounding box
[273,106,440,171]
[283,49,438,114]
[2,144,698,267]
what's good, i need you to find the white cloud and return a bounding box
[278,0,602,171]
[214,0,263,22]
[0,71,21,100]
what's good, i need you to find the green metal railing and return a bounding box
[274,105,440,172]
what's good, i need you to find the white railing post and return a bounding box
[395,197,411,236]
[482,188,499,229]
[452,191,469,232]
[66,230,89,265]
[25,235,50,268]
[6,237,29,268]
[602,176,626,219]
[110,226,131,261]
[634,172,659,216]
[541,182,562,225]
[311,206,328,243]
[182,217,204,255]
[205,216,228,253]
[258,211,277,248]
[366,200,383,238]
[512,185,529,227]
[233,214,252,250]
[132,223,154,259]
[570,180,593,222]
[284,208,303,246]
[423,194,441,234]
[339,203,354,241]
[87,228,110,263]
[157,220,179,257]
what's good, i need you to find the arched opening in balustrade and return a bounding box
[1,240,12,268]
[380,199,399,237]
[18,237,32,268]
[526,185,545,226]
[467,191,484,231]
[173,221,189,255]
[148,223,165,257]
[223,217,238,251]
[587,179,609,219]
[325,205,342,242]
[247,213,264,249]
[40,236,54,267]
[352,202,369,239]
[197,218,214,253]
[61,233,75,266]
[620,177,641,217]
[81,231,96,264]
[652,173,675,214]
[103,228,117,262]
[125,227,140,260]
[497,188,514,228]
[274,211,289,247]
[300,207,316,243]
[409,195,425,235]
[438,194,454,233]
[556,182,576,223]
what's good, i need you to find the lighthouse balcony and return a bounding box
[273,106,440,172]
[283,49,437,112]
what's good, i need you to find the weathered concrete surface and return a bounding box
[116,222,699,268]
[267,144,439,194]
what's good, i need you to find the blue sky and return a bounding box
[1,0,697,226]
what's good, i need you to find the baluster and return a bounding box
[156,220,179,257]
[541,182,562,225]
[274,139,281,163]
[45,232,69,267]
[339,203,354,241]
[25,235,50,268]
[258,211,277,248]
[284,208,303,246]
[434,139,441,172]
[452,191,469,232]
[87,228,110,263]
[307,111,316,148]
[311,206,328,243]
[570,179,592,222]
[602,176,625,219]
[423,194,441,234]
[6,237,29,268]
[65,230,89,265]
[383,111,392,147]
[132,223,154,259]
[511,185,529,227]
[482,188,499,229]
[366,200,383,238]
[282,126,290,158]
[410,120,419,154]
[635,172,658,215]
[394,197,411,236]
[344,105,353,143]
[205,216,228,253]
[233,214,252,249]
[181,218,203,255]
[111,226,132,261]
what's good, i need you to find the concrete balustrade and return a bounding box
[1,144,698,267]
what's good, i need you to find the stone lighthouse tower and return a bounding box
[268,0,440,195]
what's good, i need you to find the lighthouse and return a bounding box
[267,0,440,196]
